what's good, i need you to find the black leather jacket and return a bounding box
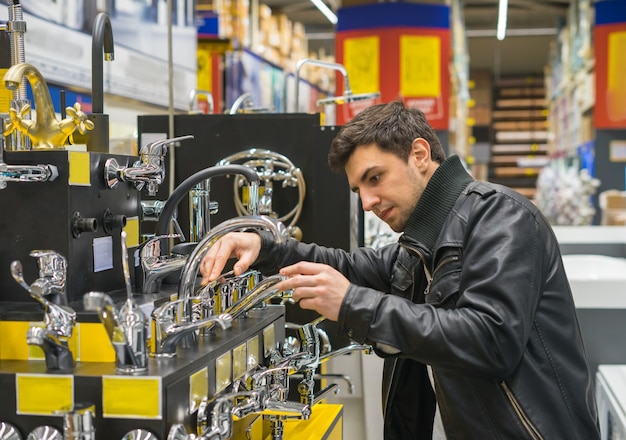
[254,156,600,440]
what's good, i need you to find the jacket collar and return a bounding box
[402,155,474,251]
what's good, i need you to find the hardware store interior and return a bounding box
[0,0,626,439]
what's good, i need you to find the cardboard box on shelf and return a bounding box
[600,190,626,226]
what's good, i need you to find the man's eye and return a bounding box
[370,175,380,184]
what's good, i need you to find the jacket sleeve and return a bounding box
[252,231,399,295]
[338,192,559,378]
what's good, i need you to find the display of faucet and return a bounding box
[83,231,150,373]
[0,421,21,440]
[188,89,214,114]
[62,403,96,440]
[105,135,194,196]
[22,250,68,305]
[175,216,288,327]
[149,298,233,357]
[0,112,60,188]
[155,164,261,238]
[83,291,149,373]
[293,58,380,112]
[139,233,185,294]
[2,63,94,149]
[10,258,76,372]
[91,12,114,115]
[216,149,306,236]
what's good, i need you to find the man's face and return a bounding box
[345,143,428,233]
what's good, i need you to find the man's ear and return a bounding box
[410,138,431,169]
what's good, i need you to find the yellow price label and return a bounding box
[17,374,73,415]
[102,376,161,419]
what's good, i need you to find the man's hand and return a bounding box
[200,232,262,285]
[276,262,350,321]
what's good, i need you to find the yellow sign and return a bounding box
[263,324,275,358]
[123,216,140,248]
[344,36,380,94]
[102,376,161,419]
[16,374,73,415]
[233,342,247,380]
[400,35,441,97]
[189,367,208,413]
[215,351,232,393]
[68,151,91,186]
[247,335,259,371]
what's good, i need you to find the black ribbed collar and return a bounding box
[402,155,474,251]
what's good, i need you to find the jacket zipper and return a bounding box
[501,381,544,440]
[400,243,459,296]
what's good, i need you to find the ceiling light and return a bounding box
[497,0,508,40]
[310,0,338,25]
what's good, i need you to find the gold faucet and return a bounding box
[2,63,94,149]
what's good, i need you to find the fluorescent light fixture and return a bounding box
[497,0,508,40]
[310,0,338,25]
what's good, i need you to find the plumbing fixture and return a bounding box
[83,291,149,373]
[71,212,98,238]
[103,209,127,234]
[289,372,356,394]
[294,58,380,112]
[10,258,76,371]
[140,234,185,294]
[105,135,194,196]
[83,231,149,373]
[0,146,59,188]
[121,429,158,440]
[229,93,272,114]
[189,179,220,242]
[1,0,29,150]
[149,299,232,357]
[0,422,21,440]
[175,215,288,325]
[25,426,62,440]
[91,12,114,115]
[26,250,67,305]
[229,93,253,114]
[2,63,94,149]
[188,89,214,114]
[63,403,95,440]
[216,149,306,234]
[155,164,261,237]
[82,12,114,153]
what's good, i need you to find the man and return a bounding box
[200,101,600,439]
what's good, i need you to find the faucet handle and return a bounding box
[29,250,67,279]
[141,134,194,158]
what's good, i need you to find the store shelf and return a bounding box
[488,75,548,199]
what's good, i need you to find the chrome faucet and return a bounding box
[10,259,76,371]
[83,231,150,373]
[104,135,194,196]
[83,291,149,373]
[91,12,114,115]
[2,63,94,149]
[150,298,233,357]
[293,58,380,111]
[24,250,68,305]
[188,89,214,114]
[139,233,186,294]
[229,92,253,114]
[0,157,58,189]
[177,216,289,311]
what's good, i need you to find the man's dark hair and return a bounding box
[328,100,447,173]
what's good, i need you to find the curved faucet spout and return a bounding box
[92,12,114,114]
[177,216,289,305]
[3,63,86,149]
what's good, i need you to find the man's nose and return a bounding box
[360,190,378,212]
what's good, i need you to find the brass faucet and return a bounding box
[2,63,94,149]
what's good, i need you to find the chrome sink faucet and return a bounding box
[10,258,76,371]
[149,298,233,357]
[104,135,194,196]
[25,250,68,305]
[83,291,149,373]
[139,233,186,294]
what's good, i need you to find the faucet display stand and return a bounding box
[0,150,140,304]
[0,305,285,439]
